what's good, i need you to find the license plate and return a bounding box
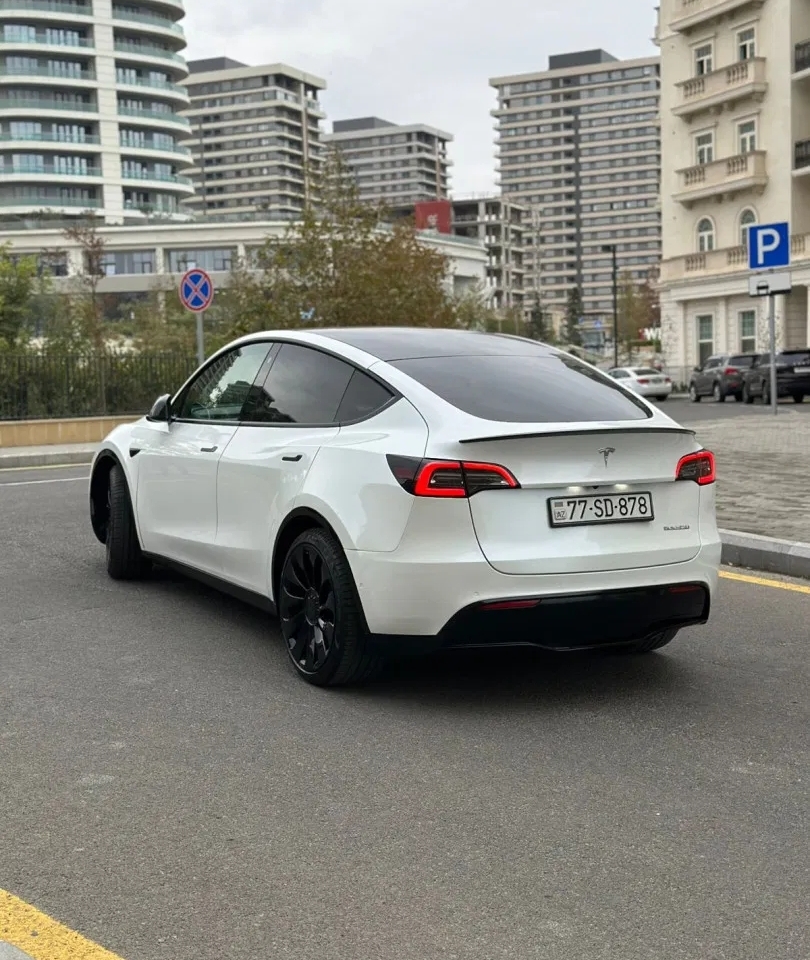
[548,492,654,527]
[794,367,810,374]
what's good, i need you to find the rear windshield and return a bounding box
[391,353,651,422]
[631,368,661,376]
[729,355,756,368]
[778,351,810,365]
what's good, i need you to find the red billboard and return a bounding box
[414,200,452,234]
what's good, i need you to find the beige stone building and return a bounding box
[657,0,810,381]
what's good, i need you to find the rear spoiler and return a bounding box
[458,426,696,444]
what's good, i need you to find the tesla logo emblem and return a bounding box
[599,447,616,466]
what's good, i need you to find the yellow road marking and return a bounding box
[720,570,810,595]
[0,889,124,960]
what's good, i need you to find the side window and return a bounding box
[243,343,354,424]
[177,343,270,421]
[335,370,395,422]
[610,370,629,379]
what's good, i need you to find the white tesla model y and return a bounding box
[89,328,721,686]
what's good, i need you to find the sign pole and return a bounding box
[196,310,205,366]
[768,293,777,416]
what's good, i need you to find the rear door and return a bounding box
[388,351,706,576]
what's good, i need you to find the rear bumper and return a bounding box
[369,582,710,654]
[777,376,810,395]
[638,381,672,397]
[348,540,722,641]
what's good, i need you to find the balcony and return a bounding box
[121,168,192,185]
[674,151,767,205]
[0,0,92,13]
[0,35,93,48]
[0,194,100,207]
[114,42,185,64]
[0,130,100,145]
[673,58,766,119]
[0,96,97,112]
[0,163,101,176]
[660,234,810,283]
[111,9,184,35]
[0,64,95,81]
[669,0,764,32]
[117,106,189,126]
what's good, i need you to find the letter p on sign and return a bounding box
[748,221,790,270]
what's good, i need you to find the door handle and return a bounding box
[200,445,218,453]
[282,454,303,462]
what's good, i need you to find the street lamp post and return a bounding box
[602,244,618,367]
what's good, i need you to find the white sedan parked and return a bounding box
[608,367,673,401]
[90,329,720,686]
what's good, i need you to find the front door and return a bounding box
[133,342,271,573]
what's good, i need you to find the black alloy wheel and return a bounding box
[280,539,337,675]
[278,528,383,686]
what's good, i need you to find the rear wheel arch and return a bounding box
[90,451,124,544]
[271,507,350,606]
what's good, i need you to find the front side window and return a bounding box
[697,316,714,365]
[697,217,715,252]
[738,119,757,154]
[177,343,270,421]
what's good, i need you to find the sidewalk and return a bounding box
[0,442,97,469]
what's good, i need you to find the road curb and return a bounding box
[721,529,810,580]
[0,449,96,470]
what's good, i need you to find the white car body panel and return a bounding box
[91,328,721,648]
[609,367,673,399]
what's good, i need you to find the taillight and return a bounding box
[386,455,520,497]
[676,450,715,485]
[724,366,739,375]
[664,377,672,383]
[637,378,649,385]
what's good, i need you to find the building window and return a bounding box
[738,119,757,154]
[696,217,715,252]
[739,208,757,247]
[738,27,756,61]
[739,310,756,352]
[695,131,714,165]
[694,43,713,76]
[697,315,714,365]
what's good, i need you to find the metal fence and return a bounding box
[0,353,197,421]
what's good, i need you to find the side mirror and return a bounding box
[147,393,171,422]
[693,366,701,373]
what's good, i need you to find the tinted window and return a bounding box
[391,354,650,423]
[704,358,721,369]
[609,369,629,379]
[177,343,270,421]
[778,351,810,366]
[243,344,354,424]
[631,368,660,376]
[729,355,756,368]
[335,370,394,422]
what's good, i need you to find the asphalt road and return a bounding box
[659,395,810,422]
[1,465,809,960]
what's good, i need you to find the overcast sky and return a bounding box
[184,0,658,195]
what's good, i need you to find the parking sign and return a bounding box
[748,222,790,271]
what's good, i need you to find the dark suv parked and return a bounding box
[688,353,758,402]
[742,350,810,404]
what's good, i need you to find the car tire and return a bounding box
[278,528,383,687]
[793,393,805,404]
[106,463,149,581]
[617,628,680,655]
[733,392,743,402]
[712,382,725,402]
[742,383,754,404]
[688,383,700,403]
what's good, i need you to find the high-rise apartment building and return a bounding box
[0,0,194,224]
[323,117,452,206]
[490,50,661,319]
[182,58,326,220]
[657,0,810,378]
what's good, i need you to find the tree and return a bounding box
[0,243,39,348]
[62,215,107,351]
[216,148,456,342]
[527,292,554,343]
[564,286,584,347]
[617,271,650,363]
